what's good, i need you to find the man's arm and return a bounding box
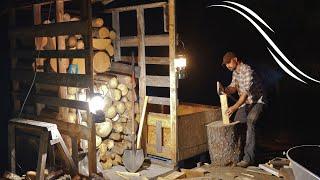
[224,86,237,95]
[226,93,248,117]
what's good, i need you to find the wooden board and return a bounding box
[11,49,91,58]
[146,76,170,87]
[11,70,92,88]
[120,35,169,47]
[148,96,170,106]
[9,20,89,37]
[104,2,167,13]
[219,94,230,124]
[121,56,169,65]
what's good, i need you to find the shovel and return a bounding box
[122,53,145,172]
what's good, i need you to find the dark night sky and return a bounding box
[1,0,320,171]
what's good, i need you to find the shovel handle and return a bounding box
[136,96,148,149]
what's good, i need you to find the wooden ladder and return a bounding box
[8,118,77,180]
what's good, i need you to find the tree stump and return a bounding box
[207,120,244,166]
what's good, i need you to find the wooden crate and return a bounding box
[146,103,222,162]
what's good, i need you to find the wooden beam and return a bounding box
[109,62,140,77]
[80,0,96,174]
[33,95,89,110]
[219,94,230,124]
[11,70,92,88]
[112,11,121,62]
[146,75,170,87]
[37,113,91,140]
[121,56,169,65]
[9,20,89,38]
[120,34,169,47]
[11,49,91,59]
[169,0,178,164]
[148,96,170,106]
[104,2,167,13]
[15,0,71,10]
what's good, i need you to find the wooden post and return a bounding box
[36,132,49,180]
[56,0,69,120]
[137,7,147,153]
[112,11,121,62]
[169,0,178,163]
[33,4,44,116]
[8,124,16,173]
[219,94,230,124]
[80,0,97,174]
[9,4,20,115]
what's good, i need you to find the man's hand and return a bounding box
[226,105,237,117]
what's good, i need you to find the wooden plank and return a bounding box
[104,2,167,13]
[163,4,169,33]
[56,132,77,175]
[33,95,89,110]
[137,7,146,127]
[148,96,170,106]
[258,164,280,177]
[39,117,91,140]
[9,20,89,37]
[146,75,170,87]
[9,4,21,114]
[121,56,169,65]
[147,113,170,128]
[36,132,49,180]
[219,94,230,124]
[169,0,178,164]
[8,124,16,173]
[15,0,71,10]
[146,143,173,159]
[110,62,140,77]
[156,121,163,153]
[11,70,92,88]
[12,49,91,59]
[112,11,121,62]
[120,34,169,47]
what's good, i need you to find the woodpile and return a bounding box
[34,15,117,75]
[70,75,139,170]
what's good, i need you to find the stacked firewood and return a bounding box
[34,14,116,74]
[73,75,140,170]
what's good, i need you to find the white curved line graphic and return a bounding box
[208,3,320,84]
[223,1,274,33]
[267,48,306,84]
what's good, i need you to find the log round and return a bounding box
[207,121,244,166]
[109,30,117,40]
[92,18,104,27]
[105,44,114,56]
[93,51,111,73]
[92,27,109,39]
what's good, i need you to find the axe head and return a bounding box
[217,81,224,95]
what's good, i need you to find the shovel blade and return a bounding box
[123,149,144,172]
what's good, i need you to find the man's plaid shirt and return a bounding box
[229,62,264,104]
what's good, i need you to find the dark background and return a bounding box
[1,0,320,172]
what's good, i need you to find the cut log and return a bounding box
[105,44,114,56]
[207,121,245,166]
[117,83,129,96]
[92,27,109,39]
[111,89,122,101]
[67,36,77,48]
[44,37,56,50]
[109,132,121,141]
[220,94,230,124]
[71,58,85,74]
[70,17,80,21]
[76,40,84,49]
[63,13,71,22]
[113,122,124,133]
[102,139,114,150]
[96,119,113,138]
[93,51,111,73]
[115,101,126,114]
[108,77,118,88]
[109,30,116,40]
[111,142,126,155]
[105,105,117,119]
[92,18,104,28]
[93,38,111,50]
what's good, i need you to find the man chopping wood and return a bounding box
[219,51,266,168]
